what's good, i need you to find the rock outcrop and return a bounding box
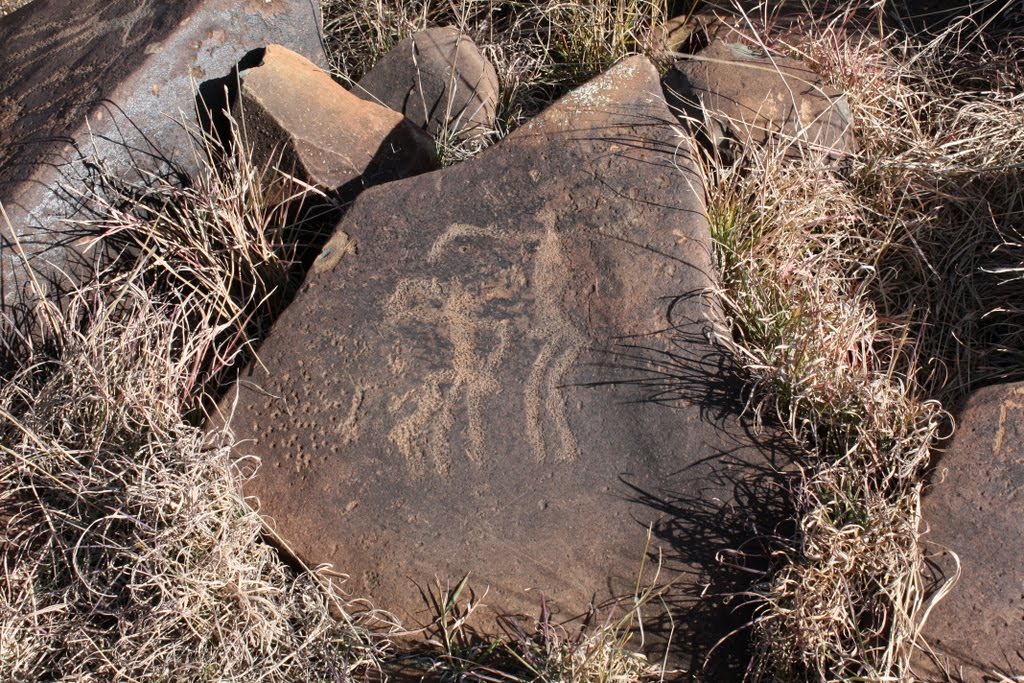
[914,382,1024,681]
[353,27,499,142]
[235,44,437,197]
[220,56,778,675]
[0,0,324,302]
[663,38,855,160]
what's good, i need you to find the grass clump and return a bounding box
[698,3,1024,680]
[397,567,669,683]
[705,143,946,682]
[0,129,387,680]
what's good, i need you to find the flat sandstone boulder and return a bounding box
[663,38,855,159]
[223,57,775,673]
[0,0,324,302]
[236,44,438,196]
[913,382,1024,681]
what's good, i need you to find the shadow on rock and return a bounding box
[583,291,800,679]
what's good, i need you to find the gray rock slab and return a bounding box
[0,0,325,303]
[221,56,781,676]
[353,27,499,142]
[913,382,1024,681]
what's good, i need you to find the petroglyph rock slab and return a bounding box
[353,27,499,141]
[913,383,1024,681]
[223,56,775,673]
[0,0,324,302]
[663,38,855,159]
[236,45,438,196]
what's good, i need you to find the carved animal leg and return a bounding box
[388,369,454,476]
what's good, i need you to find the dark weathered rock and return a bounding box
[913,383,1024,681]
[0,0,324,302]
[663,38,855,159]
[353,27,499,141]
[235,44,438,196]
[220,56,779,675]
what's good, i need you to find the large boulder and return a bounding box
[235,44,437,197]
[0,0,324,303]
[352,27,499,142]
[220,56,779,674]
[663,38,855,160]
[913,382,1024,681]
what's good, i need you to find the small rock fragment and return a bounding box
[353,27,499,142]
[236,44,438,196]
[664,38,856,160]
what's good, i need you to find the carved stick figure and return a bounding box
[385,277,509,475]
[384,221,586,474]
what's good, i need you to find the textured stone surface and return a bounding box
[221,56,780,676]
[913,382,1024,681]
[236,45,437,196]
[663,38,855,159]
[353,27,499,141]
[0,0,324,302]
[0,0,32,17]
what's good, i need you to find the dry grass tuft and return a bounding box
[402,558,671,683]
[0,127,388,681]
[696,2,1024,679]
[68,125,349,405]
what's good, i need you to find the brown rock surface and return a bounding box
[0,0,324,302]
[236,44,438,196]
[913,382,1024,681]
[353,27,499,141]
[221,56,782,676]
[663,38,855,159]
